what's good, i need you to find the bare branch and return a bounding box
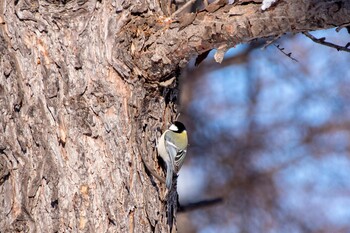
[303,32,350,52]
[262,35,281,49]
[178,197,223,212]
[274,44,298,62]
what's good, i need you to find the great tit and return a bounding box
[157,121,188,189]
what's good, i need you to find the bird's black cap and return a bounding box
[170,121,186,133]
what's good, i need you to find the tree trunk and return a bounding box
[1,0,349,232]
[0,0,177,232]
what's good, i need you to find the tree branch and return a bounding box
[114,0,350,81]
[274,44,298,62]
[303,31,350,52]
[178,197,223,212]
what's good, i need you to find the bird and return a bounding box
[157,121,188,189]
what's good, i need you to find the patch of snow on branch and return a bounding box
[261,0,278,10]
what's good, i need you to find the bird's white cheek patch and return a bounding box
[169,124,178,131]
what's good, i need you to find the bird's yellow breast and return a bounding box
[167,130,188,150]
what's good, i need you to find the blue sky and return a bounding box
[178,28,350,232]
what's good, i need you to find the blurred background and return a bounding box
[176,28,350,233]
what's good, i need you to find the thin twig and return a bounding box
[335,23,350,32]
[303,32,350,52]
[178,197,223,212]
[262,35,281,49]
[203,0,209,7]
[274,44,298,62]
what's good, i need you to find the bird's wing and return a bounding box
[165,133,187,172]
[174,149,186,171]
[165,136,177,170]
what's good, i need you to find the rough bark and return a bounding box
[0,0,176,232]
[0,0,349,232]
[115,0,350,80]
